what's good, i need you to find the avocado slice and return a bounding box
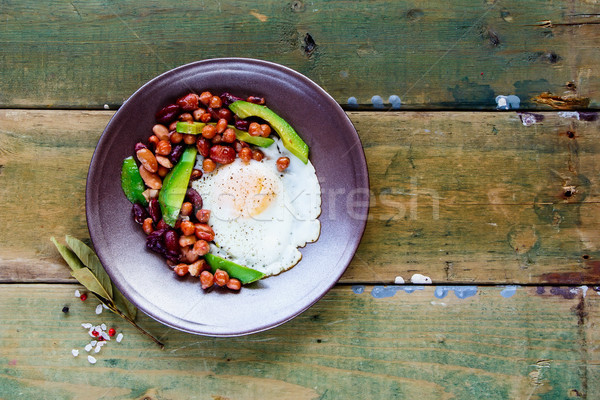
[204,253,265,284]
[228,100,309,163]
[158,146,197,226]
[176,121,274,148]
[121,156,148,206]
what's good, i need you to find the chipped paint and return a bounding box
[558,111,598,121]
[495,95,520,110]
[371,285,425,298]
[394,276,405,284]
[371,95,384,109]
[518,112,544,126]
[352,285,365,294]
[434,286,478,299]
[388,95,401,109]
[533,92,590,109]
[500,285,519,298]
[410,274,432,284]
[249,11,268,22]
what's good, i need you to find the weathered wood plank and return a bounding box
[0,0,599,109]
[0,284,596,399]
[1,110,600,284]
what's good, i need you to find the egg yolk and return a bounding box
[216,171,277,219]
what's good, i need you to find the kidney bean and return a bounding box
[169,144,185,164]
[196,137,210,158]
[217,108,233,122]
[210,145,236,164]
[176,93,200,111]
[234,119,249,131]
[132,203,149,224]
[156,219,168,230]
[190,169,203,180]
[220,92,243,106]
[155,104,181,124]
[134,142,148,152]
[164,229,180,254]
[146,198,161,223]
[246,95,265,105]
[207,107,221,121]
[146,228,179,261]
[216,118,228,134]
[185,188,203,212]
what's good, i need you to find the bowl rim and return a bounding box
[86,57,370,336]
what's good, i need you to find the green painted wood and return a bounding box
[0,0,599,109]
[0,284,596,399]
[1,110,600,284]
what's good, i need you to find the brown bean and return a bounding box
[179,235,197,247]
[194,223,215,241]
[180,202,193,217]
[200,112,212,123]
[136,148,158,173]
[202,158,216,173]
[248,122,261,137]
[170,131,183,144]
[152,124,170,141]
[196,138,210,158]
[148,135,160,148]
[142,218,154,235]
[180,220,195,236]
[176,93,200,111]
[195,209,211,223]
[209,96,222,108]
[199,91,212,105]
[246,96,265,105]
[188,259,208,277]
[211,134,222,144]
[227,278,242,291]
[260,124,271,137]
[201,124,217,139]
[210,145,236,164]
[222,128,236,143]
[252,149,264,162]
[200,270,214,289]
[180,246,199,263]
[179,112,193,122]
[183,134,197,145]
[193,239,210,256]
[155,140,172,156]
[276,157,290,172]
[155,155,173,169]
[139,166,162,189]
[190,169,203,180]
[217,108,233,122]
[169,121,178,131]
[157,165,168,177]
[239,147,252,162]
[174,264,189,277]
[214,269,229,286]
[193,108,205,121]
[216,118,228,134]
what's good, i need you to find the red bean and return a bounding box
[196,138,210,158]
[148,198,162,223]
[176,93,200,111]
[210,145,236,164]
[132,203,149,225]
[155,104,181,124]
[246,96,265,105]
[164,229,180,254]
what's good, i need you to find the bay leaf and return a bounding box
[71,268,113,302]
[112,283,137,320]
[51,237,84,271]
[65,235,113,299]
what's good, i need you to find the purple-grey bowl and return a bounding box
[86,58,369,336]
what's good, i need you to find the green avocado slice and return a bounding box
[204,253,265,284]
[121,156,148,206]
[158,146,197,227]
[175,121,274,148]
[228,100,309,163]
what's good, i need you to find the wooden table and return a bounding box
[1,1,599,398]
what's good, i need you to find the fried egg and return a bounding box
[192,137,321,276]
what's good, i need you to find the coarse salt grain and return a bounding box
[90,340,97,346]
[94,344,102,353]
[72,349,79,357]
[85,343,92,352]
[101,323,107,331]
[116,333,123,343]
[100,331,111,341]
[87,355,97,364]
[95,304,103,315]
[81,323,92,329]
[75,289,81,297]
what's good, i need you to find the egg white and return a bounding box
[192,137,321,276]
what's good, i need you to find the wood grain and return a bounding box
[0,284,596,399]
[0,0,599,109]
[1,110,599,284]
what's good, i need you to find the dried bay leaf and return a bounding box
[65,235,113,299]
[51,237,84,271]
